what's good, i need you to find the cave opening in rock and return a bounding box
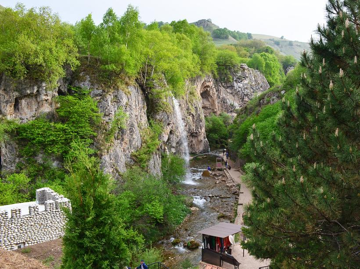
[14,97,20,113]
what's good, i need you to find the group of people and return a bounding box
[207,149,231,171]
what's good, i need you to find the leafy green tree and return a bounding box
[279,55,297,73]
[116,167,188,242]
[205,114,229,149]
[74,14,96,63]
[0,4,78,88]
[212,28,230,39]
[62,142,143,269]
[161,153,186,185]
[242,1,360,267]
[16,90,101,158]
[215,49,240,82]
[0,174,30,205]
[170,20,217,74]
[248,52,285,86]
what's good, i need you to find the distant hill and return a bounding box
[0,5,5,11]
[192,19,219,32]
[192,19,309,60]
[252,34,309,61]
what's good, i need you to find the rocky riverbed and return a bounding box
[157,156,239,268]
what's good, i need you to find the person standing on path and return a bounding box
[136,260,148,269]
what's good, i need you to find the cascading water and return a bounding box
[172,97,197,185]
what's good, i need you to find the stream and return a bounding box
[157,155,239,268]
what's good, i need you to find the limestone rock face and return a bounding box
[74,78,154,179]
[0,74,68,123]
[0,74,68,173]
[199,64,270,117]
[0,64,269,177]
[153,84,209,156]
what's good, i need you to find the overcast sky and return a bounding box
[2,0,329,42]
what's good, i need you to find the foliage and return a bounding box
[0,118,18,142]
[0,4,78,88]
[130,248,163,268]
[212,28,229,39]
[16,91,101,158]
[242,1,360,267]
[161,153,186,185]
[74,10,216,99]
[116,167,189,243]
[132,121,162,169]
[205,113,230,149]
[181,258,193,269]
[279,55,297,72]
[170,20,217,75]
[0,173,30,206]
[248,52,285,86]
[62,142,143,269]
[105,107,128,143]
[212,28,248,41]
[215,49,240,82]
[230,65,305,162]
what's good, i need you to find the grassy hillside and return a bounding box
[252,34,309,60]
[213,37,238,46]
[192,19,309,60]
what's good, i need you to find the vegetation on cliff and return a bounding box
[0,4,79,88]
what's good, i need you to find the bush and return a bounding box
[205,113,230,149]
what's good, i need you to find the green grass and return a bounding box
[252,34,309,60]
[21,247,31,254]
[43,255,55,266]
[213,38,238,47]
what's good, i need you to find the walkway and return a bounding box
[225,159,270,268]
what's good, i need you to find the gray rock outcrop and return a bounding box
[200,64,270,117]
[0,63,269,179]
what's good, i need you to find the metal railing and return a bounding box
[147,262,169,269]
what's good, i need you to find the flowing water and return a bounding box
[161,99,238,268]
[157,156,238,268]
[172,97,197,185]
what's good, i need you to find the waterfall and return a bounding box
[172,97,196,185]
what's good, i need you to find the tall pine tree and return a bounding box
[242,0,360,267]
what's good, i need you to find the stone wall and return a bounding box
[0,188,70,250]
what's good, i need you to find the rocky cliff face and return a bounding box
[200,64,270,117]
[0,64,268,179]
[0,73,209,178]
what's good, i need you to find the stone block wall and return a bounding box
[0,188,70,250]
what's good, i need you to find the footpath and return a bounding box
[224,159,270,269]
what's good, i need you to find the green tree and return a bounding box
[0,174,30,205]
[0,4,78,88]
[212,28,230,39]
[215,49,240,82]
[170,20,217,74]
[242,1,360,267]
[248,52,285,86]
[62,142,142,268]
[205,114,229,149]
[161,153,186,185]
[74,14,96,63]
[116,167,188,242]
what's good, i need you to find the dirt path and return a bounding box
[13,239,62,268]
[225,159,270,269]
